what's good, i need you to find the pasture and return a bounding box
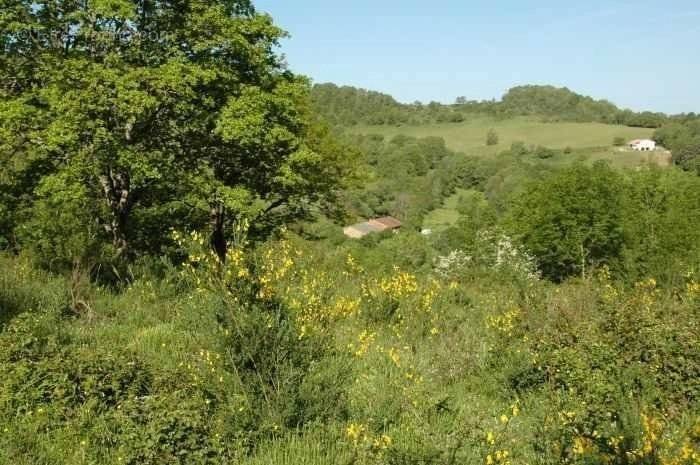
[351,116,657,161]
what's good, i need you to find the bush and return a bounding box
[0,311,240,465]
[486,128,499,146]
[503,276,700,464]
[533,145,556,159]
[16,172,103,271]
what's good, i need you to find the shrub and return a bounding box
[486,129,499,146]
[533,145,556,159]
[0,311,240,465]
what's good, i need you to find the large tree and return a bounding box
[505,162,625,282]
[0,0,352,266]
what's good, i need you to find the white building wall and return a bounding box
[630,140,656,151]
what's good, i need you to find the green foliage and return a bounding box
[0,1,354,271]
[505,162,625,281]
[341,134,459,228]
[613,136,626,146]
[673,139,700,174]
[532,145,556,159]
[654,117,700,173]
[622,168,700,284]
[0,248,352,465]
[312,83,671,130]
[509,277,700,463]
[1,3,699,465]
[486,128,500,146]
[311,83,466,126]
[17,172,103,269]
[0,312,238,464]
[501,85,668,127]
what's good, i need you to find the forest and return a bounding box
[1,1,700,465]
[311,83,676,128]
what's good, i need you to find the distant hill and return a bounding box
[499,86,666,127]
[310,83,466,126]
[311,83,668,129]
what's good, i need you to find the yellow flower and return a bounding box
[500,414,509,424]
[354,331,376,357]
[346,423,366,443]
[373,434,392,450]
[572,437,589,455]
[486,431,496,445]
[511,403,520,417]
[388,347,401,367]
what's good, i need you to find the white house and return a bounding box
[629,139,656,151]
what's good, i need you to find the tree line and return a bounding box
[311,83,676,128]
[654,117,700,174]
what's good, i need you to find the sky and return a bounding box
[254,0,700,114]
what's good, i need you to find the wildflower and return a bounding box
[500,414,509,424]
[346,423,366,444]
[511,403,520,417]
[387,347,401,367]
[495,450,509,460]
[487,306,521,338]
[373,434,392,450]
[572,437,590,455]
[486,431,496,445]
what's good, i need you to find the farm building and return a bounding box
[629,139,656,151]
[343,216,402,239]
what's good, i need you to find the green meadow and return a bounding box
[352,116,656,155]
[422,188,472,232]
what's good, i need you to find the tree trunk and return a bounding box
[99,168,132,258]
[210,200,227,264]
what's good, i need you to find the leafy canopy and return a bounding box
[0,0,354,266]
[505,162,625,281]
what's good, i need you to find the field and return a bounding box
[422,188,472,232]
[351,117,661,163]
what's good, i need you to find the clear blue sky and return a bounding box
[254,0,700,114]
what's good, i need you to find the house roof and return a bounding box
[370,216,402,230]
[345,222,383,235]
[344,216,402,239]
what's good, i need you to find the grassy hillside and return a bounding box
[351,117,655,156]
